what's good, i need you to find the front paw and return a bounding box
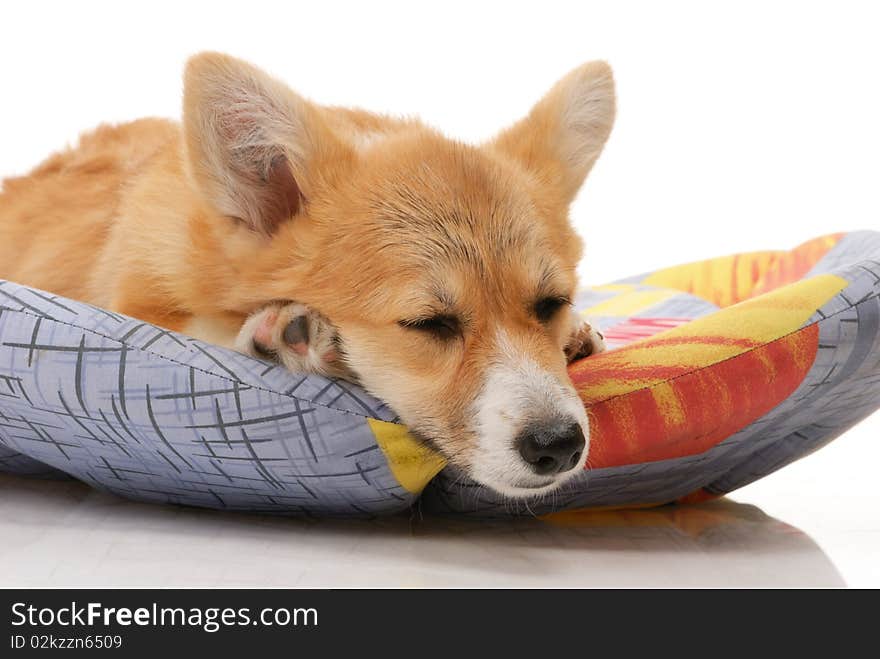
[234,302,356,380]
[564,318,606,363]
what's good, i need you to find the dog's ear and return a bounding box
[489,62,615,202]
[183,52,352,236]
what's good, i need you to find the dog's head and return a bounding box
[183,53,615,497]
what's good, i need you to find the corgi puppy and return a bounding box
[0,53,614,497]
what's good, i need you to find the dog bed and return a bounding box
[1,231,878,517]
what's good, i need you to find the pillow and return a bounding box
[1,231,878,517]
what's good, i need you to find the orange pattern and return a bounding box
[583,325,817,468]
[639,233,843,307]
[568,272,848,470]
[751,233,844,298]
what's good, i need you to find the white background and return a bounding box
[1,0,878,586]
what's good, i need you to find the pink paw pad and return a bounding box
[252,310,279,347]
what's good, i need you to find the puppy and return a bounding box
[0,53,614,497]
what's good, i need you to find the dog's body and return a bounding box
[0,113,405,349]
[0,53,615,496]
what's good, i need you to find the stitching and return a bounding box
[0,305,386,423]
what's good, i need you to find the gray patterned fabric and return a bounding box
[0,281,407,516]
[1,232,879,517]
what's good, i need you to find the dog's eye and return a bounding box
[533,296,570,322]
[398,314,461,340]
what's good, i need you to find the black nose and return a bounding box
[517,422,586,476]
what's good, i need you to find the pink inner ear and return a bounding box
[261,155,302,234]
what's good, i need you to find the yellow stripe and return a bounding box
[650,381,686,427]
[367,419,446,494]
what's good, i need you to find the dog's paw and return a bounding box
[564,317,606,363]
[234,302,355,379]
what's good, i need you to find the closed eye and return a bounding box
[398,314,461,341]
[533,296,571,322]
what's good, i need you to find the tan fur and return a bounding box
[0,53,615,494]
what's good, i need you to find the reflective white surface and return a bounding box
[1,416,876,588]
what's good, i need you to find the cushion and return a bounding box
[1,231,878,517]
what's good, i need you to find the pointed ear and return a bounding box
[183,52,351,235]
[489,61,616,202]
